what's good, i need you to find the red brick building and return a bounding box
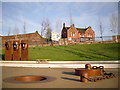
[0,31,45,47]
[61,23,95,42]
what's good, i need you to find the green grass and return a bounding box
[28,43,120,61]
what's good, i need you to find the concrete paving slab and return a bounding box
[2,67,119,88]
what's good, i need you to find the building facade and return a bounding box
[61,23,95,42]
[51,32,60,41]
[1,31,45,46]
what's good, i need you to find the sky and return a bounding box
[1,1,119,37]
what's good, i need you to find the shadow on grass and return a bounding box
[62,72,75,75]
[69,46,115,59]
[61,77,80,82]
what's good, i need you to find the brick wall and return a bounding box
[1,31,45,47]
[84,27,95,41]
[112,35,120,43]
[61,24,95,42]
[67,25,79,41]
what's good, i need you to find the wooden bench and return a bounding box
[36,59,51,63]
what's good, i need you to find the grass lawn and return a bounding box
[28,43,120,61]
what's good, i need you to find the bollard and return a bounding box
[4,41,12,61]
[80,73,88,82]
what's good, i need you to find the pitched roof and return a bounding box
[1,31,44,39]
[65,26,88,33]
[76,28,88,33]
[65,27,70,30]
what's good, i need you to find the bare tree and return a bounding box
[55,19,62,33]
[13,26,19,35]
[41,21,45,37]
[23,22,27,34]
[46,27,52,41]
[13,25,19,40]
[40,18,52,41]
[99,17,103,41]
[8,27,11,36]
[69,8,73,25]
[110,13,118,34]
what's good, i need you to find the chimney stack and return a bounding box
[63,23,65,27]
[71,24,75,27]
[72,24,74,27]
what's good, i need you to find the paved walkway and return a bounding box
[2,67,119,88]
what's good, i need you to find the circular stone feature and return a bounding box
[15,76,47,82]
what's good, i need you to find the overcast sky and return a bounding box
[2,1,118,37]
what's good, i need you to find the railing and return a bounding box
[1,36,116,48]
[95,36,113,41]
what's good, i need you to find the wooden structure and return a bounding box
[13,41,20,61]
[4,40,29,61]
[4,41,12,61]
[1,31,45,47]
[36,59,51,63]
[21,40,28,61]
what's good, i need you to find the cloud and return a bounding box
[16,16,42,33]
[2,15,41,35]
[2,17,22,35]
[2,2,118,36]
[58,12,114,37]
[16,16,40,27]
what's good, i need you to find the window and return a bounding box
[71,32,75,36]
[82,35,84,37]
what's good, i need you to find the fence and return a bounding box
[1,36,118,48]
[95,36,113,41]
[28,36,116,47]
